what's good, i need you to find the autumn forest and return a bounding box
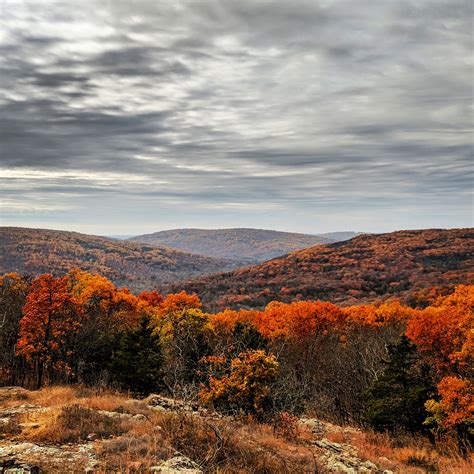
[1,258,472,459]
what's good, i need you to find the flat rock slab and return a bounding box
[0,442,98,473]
[0,388,31,403]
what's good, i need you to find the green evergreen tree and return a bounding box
[364,335,434,433]
[232,321,267,353]
[109,316,163,395]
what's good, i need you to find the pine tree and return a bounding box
[364,335,434,433]
[109,316,163,395]
[232,321,267,353]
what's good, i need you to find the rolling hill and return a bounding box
[129,228,338,262]
[168,228,474,311]
[0,227,245,291]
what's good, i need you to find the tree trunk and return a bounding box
[36,358,44,389]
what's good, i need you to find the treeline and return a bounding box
[0,270,472,451]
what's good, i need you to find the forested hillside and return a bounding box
[129,228,336,262]
[0,227,244,290]
[170,228,474,310]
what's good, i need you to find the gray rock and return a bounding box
[146,395,199,414]
[151,455,202,473]
[132,413,147,421]
[0,387,31,403]
[0,461,40,474]
[315,437,388,473]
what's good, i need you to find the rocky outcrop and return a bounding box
[151,454,203,473]
[96,409,147,422]
[0,387,30,403]
[0,442,98,473]
[300,418,393,473]
[0,388,396,473]
[314,439,392,473]
[145,394,224,422]
[145,395,203,415]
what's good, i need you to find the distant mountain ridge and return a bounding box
[315,231,362,241]
[129,228,345,262]
[0,227,245,291]
[168,228,474,311]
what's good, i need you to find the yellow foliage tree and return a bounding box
[200,349,279,418]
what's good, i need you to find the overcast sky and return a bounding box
[0,0,472,235]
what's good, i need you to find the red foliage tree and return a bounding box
[17,274,83,388]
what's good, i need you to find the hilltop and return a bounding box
[0,227,244,291]
[169,228,474,310]
[129,228,338,262]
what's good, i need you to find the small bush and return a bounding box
[406,454,439,473]
[99,432,171,471]
[272,412,299,440]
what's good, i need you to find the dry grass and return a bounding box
[26,385,79,407]
[98,416,172,471]
[9,384,146,412]
[20,404,125,443]
[98,411,327,472]
[5,385,471,473]
[272,411,300,440]
[24,385,129,408]
[349,430,474,474]
[155,411,325,473]
[325,430,347,444]
[0,387,29,405]
[8,386,327,472]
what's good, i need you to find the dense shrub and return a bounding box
[200,349,279,418]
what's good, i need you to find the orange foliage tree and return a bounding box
[343,301,414,327]
[157,290,201,316]
[17,274,83,388]
[255,300,346,340]
[69,269,141,331]
[425,376,474,450]
[406,285,473,375]
[67,270,151,383]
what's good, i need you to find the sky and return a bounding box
[0,0,472,235]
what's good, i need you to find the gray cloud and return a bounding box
[0,0,472,234]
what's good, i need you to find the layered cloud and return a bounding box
[1,0,472,233]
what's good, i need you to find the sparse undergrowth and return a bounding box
[1,385,472,473]
[2,386,326,472]
[327,428,474,473]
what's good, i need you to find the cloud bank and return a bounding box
[1,0,472,233]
